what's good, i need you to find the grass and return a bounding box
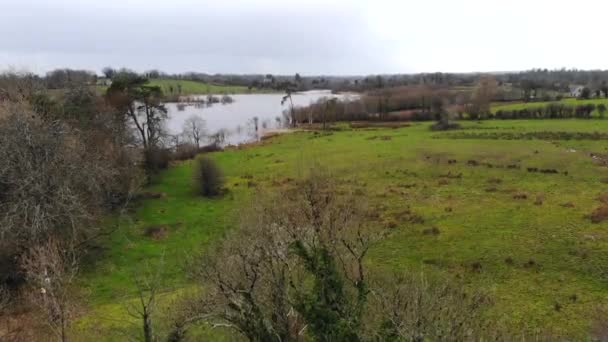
[492,98,608,113]
[78,119,608,339]
[147,78,274,95]
[94,78,277,96]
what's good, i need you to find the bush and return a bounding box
[172,144,199,161]
[171,143,223,161]
[144,147,171,173]
[193,156,224,197]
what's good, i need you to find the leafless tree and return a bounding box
[126,254,165,342]
[182,115,206,148]
[20,238,80,342]
[281,87,297,128]
[0,102,118,252]
[210,129,228,146]
[184,203,300,341]
[468,75,498,119]
[366,272,492,341]
[0,70,43,102]
[177,170,381,341]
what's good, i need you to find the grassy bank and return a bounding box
[78,119,608,339]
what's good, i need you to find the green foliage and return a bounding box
[291,241,362,341]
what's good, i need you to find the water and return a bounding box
[164,90,357,145]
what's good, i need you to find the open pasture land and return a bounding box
[492,98,608,114]
[147,78,269,95]
[80,119,608,339]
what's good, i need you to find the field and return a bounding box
[147,79,273,95]
[491,98,608,113]
[77,119,608,339]
[94,78,276,96]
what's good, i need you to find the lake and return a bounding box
[164,90,357,145]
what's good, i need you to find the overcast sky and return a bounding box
[1,0,607,75]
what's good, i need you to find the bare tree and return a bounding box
[126,254,165,342]
[21,238,80,342]
[366,272,492,341]
[210,129,228,146]
[468,76,498,120]
[0,102,129,286]
[182,115,206,147]
[281,87,297,128]
[177,170,381,341]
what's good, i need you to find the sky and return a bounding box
[1,0,607,75]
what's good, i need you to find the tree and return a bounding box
[468,76,498,119]
[177,171,381,341]
[102,66,115,79]
[126,254,165,342]
[281,86,297,128]
[182,115,206,147]
[580,87,592,99]
[368,273,491,341]
[0,103,118,280]
[106,74,168,150]
[599,104,607,119]
[322,98,337,130]
[21,238,80,342]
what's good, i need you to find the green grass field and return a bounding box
[491,98,608,113]
[95,78,275,96]
[147,78,274,95]
[77,119,608,339]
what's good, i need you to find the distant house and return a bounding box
[569,85,584,98]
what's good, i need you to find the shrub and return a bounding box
[430,121,460,131]
[172,144,199,161]
[144,147,171,173]
[193,156,224,197]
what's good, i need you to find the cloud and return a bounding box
[1,0,607,74]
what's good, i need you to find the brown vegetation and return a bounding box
[589,205,608,223]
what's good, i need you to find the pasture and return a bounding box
[78,119,608,339]
[491,98,608,114]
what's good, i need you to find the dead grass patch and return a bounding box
[144,225,168,240]
[590,205,608,223]
[513,192,528,200]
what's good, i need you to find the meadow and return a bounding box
[78,119,608,339]
[95,78,275,96]
[147,79,274,95]
[491,98,608,113]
